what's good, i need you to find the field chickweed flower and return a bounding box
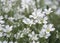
[39,24,55,39]
[0,0,57,43]
[23,17,35,26]
[43,8,53,14]
[28,31,38,41]
[3,25,13,32]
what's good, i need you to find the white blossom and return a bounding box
[43,24,55,33]
[28,31,38,41]
[8,17,14,22]
[0,0,57,42]
[29,9,48,24]
[43,8,53,14]
[22,28,31,34]
[3,25,13,32]
[23,17,35,26]
[21,0,35,10]
[39,24,55,39]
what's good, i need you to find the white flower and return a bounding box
[22,28,30,34]
[29,9,44,19]
[0,16,3,20]
[1,0,16,13]
[29,9,45,24]
[14,13,24,20]
[3,25,13,32]
[23,17,35,26]
[39,29,51,39]
[21,0,35,10]
[39,29,46,38]
[8,17,14,22]
[43,8,53,14]
[39,24,55,39]
[21,0,30,10]
[14,31,24,39]
[44,32,51,39]
[43,16,48,24]
[28,31,38,40]
[44,24,55,33]
[2,7,11,13]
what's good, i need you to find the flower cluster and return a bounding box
[44,0,60,15]
[0,16,13,37]
[0,0,56,43]
[1,0,17,13]
[39,24,55,39]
